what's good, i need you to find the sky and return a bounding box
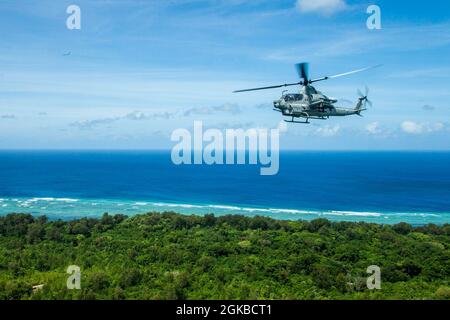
[0,0,449,150]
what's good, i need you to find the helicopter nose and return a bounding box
[273,101,280,108]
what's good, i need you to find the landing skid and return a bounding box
[284,115,328,124]
[285,118,310,124]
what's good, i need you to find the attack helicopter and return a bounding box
[233,62,378,123]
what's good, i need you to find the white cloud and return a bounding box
[401,121,445,134]
[296,0,347,16]
[365,121,394,138]
[401,121,424,134]
[366,122,381,135]
[315,125,340,137]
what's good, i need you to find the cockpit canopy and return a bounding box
[283,93,303,102]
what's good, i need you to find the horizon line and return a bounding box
[1,149,450,152]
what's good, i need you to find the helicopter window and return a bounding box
[284,94,302,101]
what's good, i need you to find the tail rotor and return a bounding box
[357,86,373,108]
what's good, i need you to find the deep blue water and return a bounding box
[0,151,449,224]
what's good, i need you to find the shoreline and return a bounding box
[0,196,449,226]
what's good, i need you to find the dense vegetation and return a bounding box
[0,212,449,300]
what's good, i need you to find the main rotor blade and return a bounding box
[233,81,302,93]
[310,64,382,84]
[357,88,364,97]
[328,64,382,79]
[357,86,371,97]
[295,62,309,83]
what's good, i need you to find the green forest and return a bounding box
[0,212,449,300]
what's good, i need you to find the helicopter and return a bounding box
[233,62,378,124]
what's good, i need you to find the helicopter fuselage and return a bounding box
[233,62,375,123]
[273,85,362,121]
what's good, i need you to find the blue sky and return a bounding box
[0,0,449,150]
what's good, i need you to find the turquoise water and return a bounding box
[0,151,449,225]
[0,197,445,225]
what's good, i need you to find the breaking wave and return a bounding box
[0,197,446,224]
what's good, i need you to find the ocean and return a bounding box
[0,151,449,225]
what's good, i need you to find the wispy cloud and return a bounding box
[366,121,381,135]
[264,21,450,62]
[70,118,117,130]
[314,124,340,137]
[125,110,174,121]
[1,114,16,119]
[64,102,245,131]
[70,110,175,129]
[212,121,255,130]
[422,105,435,111]
[388,67,450,79]
[183,103,241,117]
[296,0,347,16]
[365,121,394,138]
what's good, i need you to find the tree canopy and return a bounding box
[0,212,449,300]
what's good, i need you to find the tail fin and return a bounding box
[355,97,367,115]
